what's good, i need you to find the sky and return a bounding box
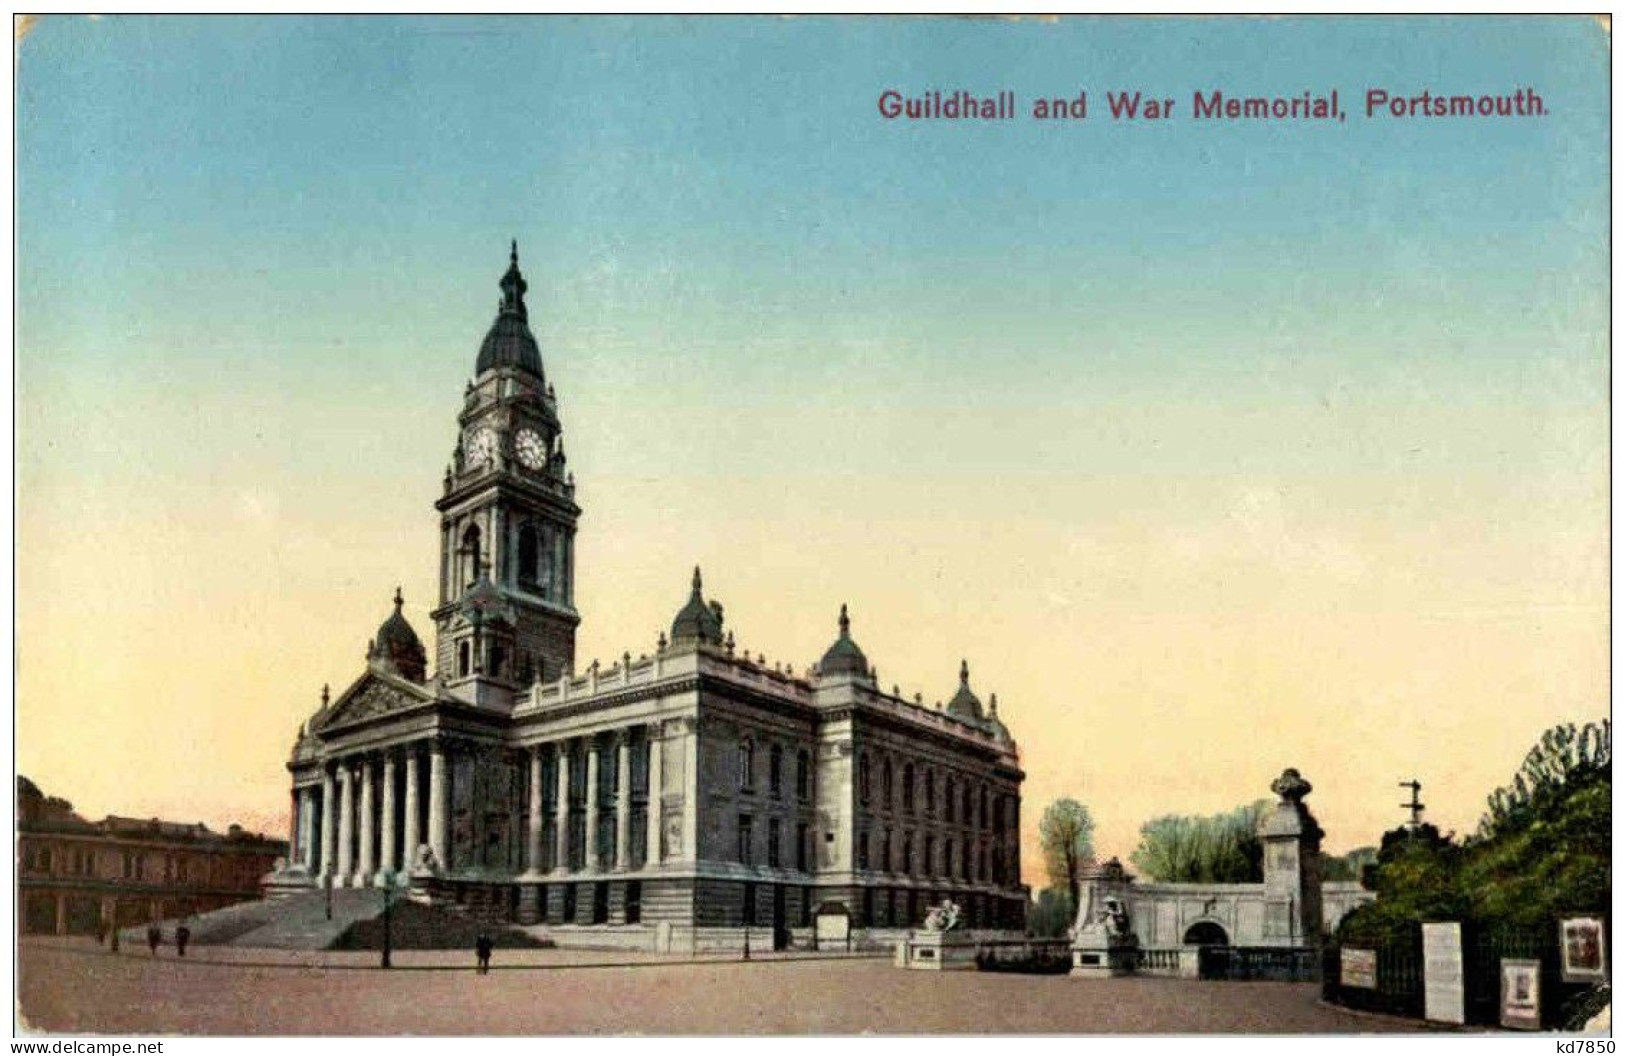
[15,16,1609,881]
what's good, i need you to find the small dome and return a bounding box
[817,604,870,678]
[945,659,983,720]
[474,242,545,379]
[670,567,725,646]
[369,587,427,683]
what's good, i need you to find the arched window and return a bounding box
[903,763,915,812]
[882,760,893,806]
[461,524,483,586]
[769,745,783,797]
[737,738,754,790]
[859,753,871,805]
[925,770,936,816]
[457,641,471,677]
[945,778,955,823]
[795,749,810,800]
[962,785,973,825]
[517,523,540,588]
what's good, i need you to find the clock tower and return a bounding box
[432,242,580,704]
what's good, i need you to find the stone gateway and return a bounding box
[268,245,1029,952]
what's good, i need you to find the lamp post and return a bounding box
[325,871,333,921]
[380,869,396,969]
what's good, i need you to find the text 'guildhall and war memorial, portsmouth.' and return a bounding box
[271,246,1028,951]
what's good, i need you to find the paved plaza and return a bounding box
[17,938,1423,1035]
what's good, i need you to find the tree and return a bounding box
[1038,799,1095,917]
[1129,800,1270,883]
[1321,845,1379,883]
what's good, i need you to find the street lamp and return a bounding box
[379,869,396,969]
[325,871,333,921]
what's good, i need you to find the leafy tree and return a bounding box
[1038,799,1095,916]
[1321,845,1379,883]
[1338,718,1611,946]
[1129,800,1270,883]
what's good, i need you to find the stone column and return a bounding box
[319,768,336,880]
[585,740,601,872]
[526,746,545,874]
[357,757,376,885]
[335,762,354,883]
[288,789,300,861]
[299,787,316,870]
[428,742,448,871]
[682,718,699,863]
[402,747,420,872]
[379,751,397,880]
[614,733,631,872]
[645,725,663,868]
[553,741,571,872]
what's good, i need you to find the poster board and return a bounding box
[1499,958,1541,1030]
[1421,922,1465,1025]
[1560,917,1609,984]
[1340,948,1377,989]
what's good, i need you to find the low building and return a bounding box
[17,777,287,935]
[1078,769,1375,951]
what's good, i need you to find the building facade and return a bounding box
[272,245,1027,949]
[17,777,286,936]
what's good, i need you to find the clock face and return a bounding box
[516,428,546,470]
[468,428,497,465]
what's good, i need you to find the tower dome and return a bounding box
[475,241,545,379]
[945,659,984,721]
[817,604,870,678]
[670,567,725,646]
[368,587,427,683]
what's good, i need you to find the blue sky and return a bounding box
[15,16,1610,858]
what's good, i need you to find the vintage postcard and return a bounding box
[13,14,1610,1038]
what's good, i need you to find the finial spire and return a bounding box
[499,240,528,318]
[960,659,970,685]
[691,565,703,595]
[838,603,851,638]
[320,683,330,707]
[393,586,404,612]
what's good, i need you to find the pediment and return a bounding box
[315,670,436,733]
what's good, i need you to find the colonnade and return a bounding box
[290,725,674,888]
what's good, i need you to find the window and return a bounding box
[461,523,482,586]
[945,778,955,823]
[980,786,989,829]
[859,753,871,805]
[743,882,758,926]
[946,839,955,880]
[991,846,1003,884]
[925,770,936,816]
[796,750,810,801]
[963,785,973,825]
[768,818,781,867]
[924,836,936,877]
[903,764,915,812]
[737,814,753,865]
[738,739,754,790]
[517,523,540,587]
[796,822,809,871]
[882,761,893,807]
[625,880,642,924]
[490,644,506,678]
[902,834,914,875]
[592,881,609,924]
[769,745,783,798]
[881,829,892,873]
[458,641,471,678]
[858,832,870,870]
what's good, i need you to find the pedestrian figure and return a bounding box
[146,923,161,956]
[175,923,191,958]
[109,922,120,953]
[95,919,107,946]
[475,932,493,974]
